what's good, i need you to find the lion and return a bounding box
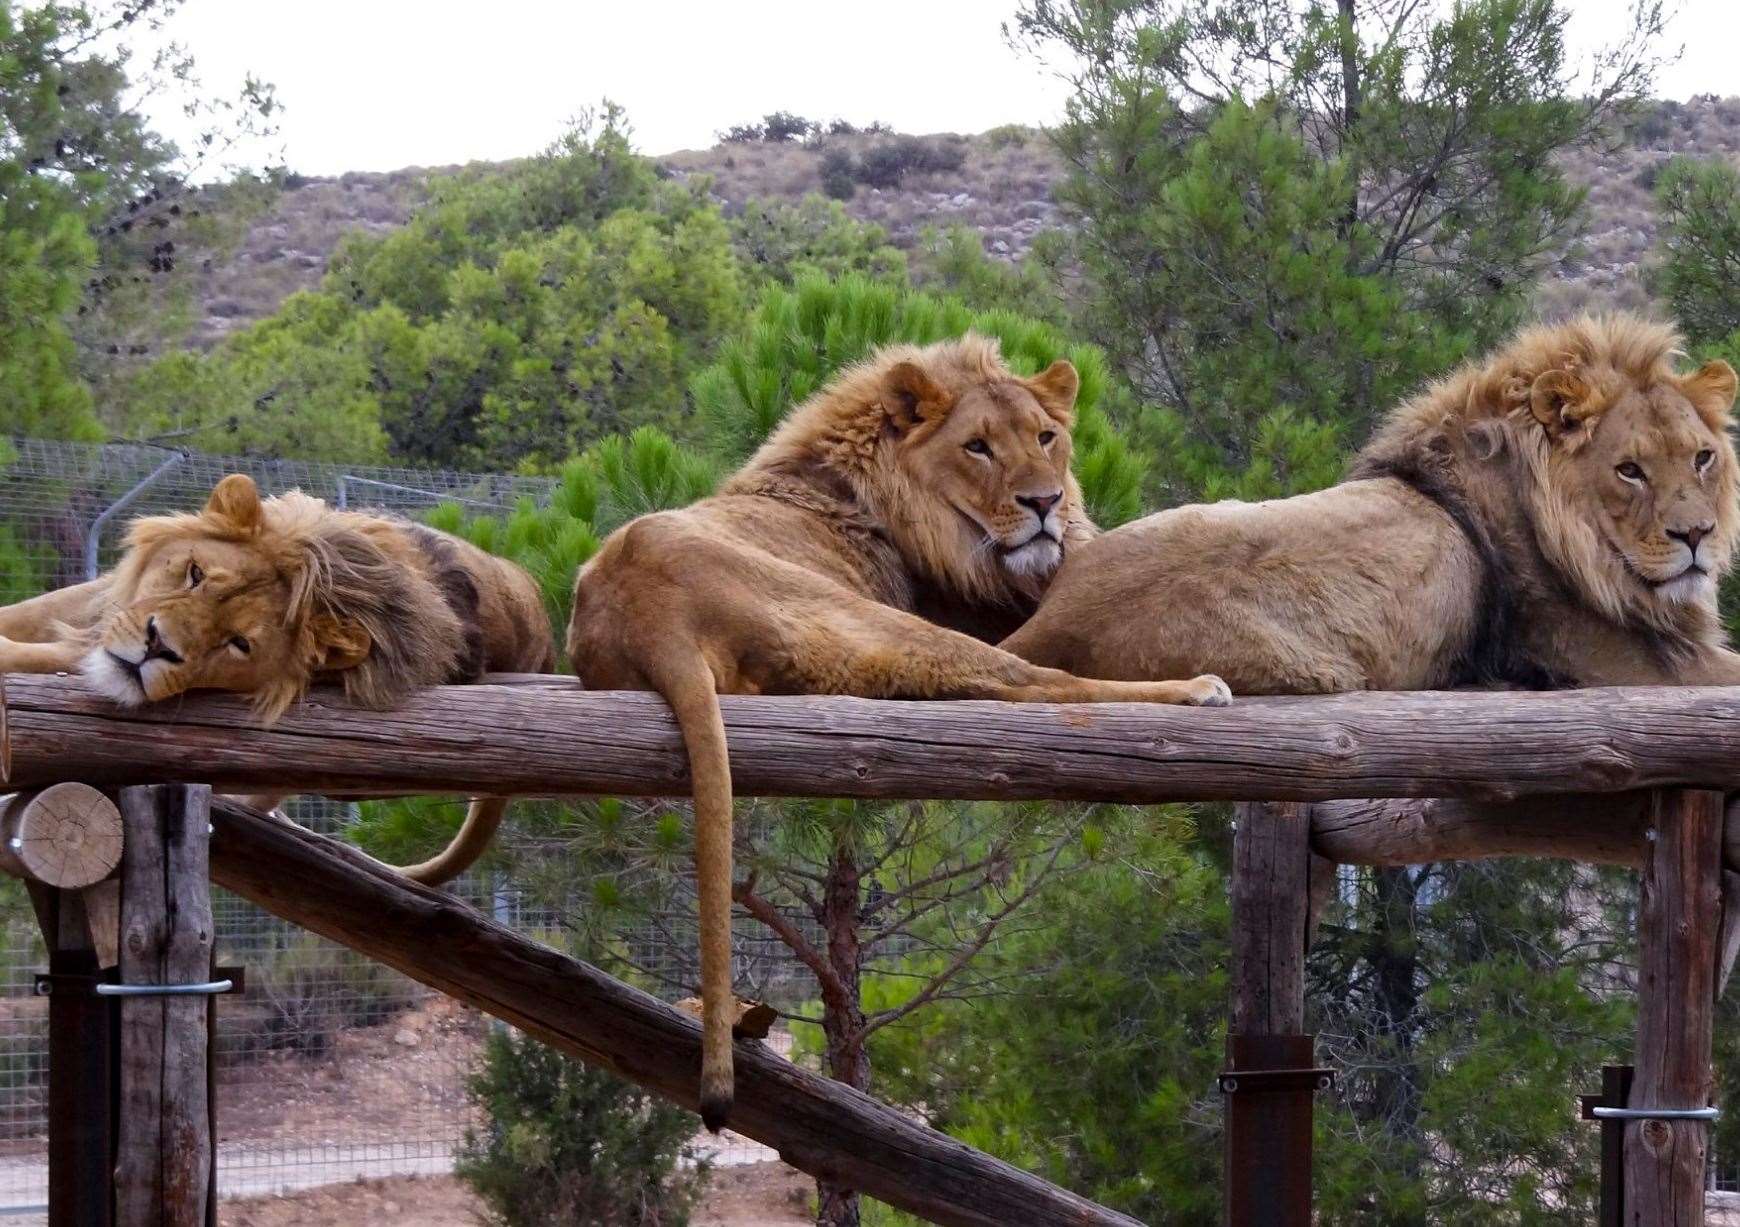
[1002,313,1740,693]
[565,334,1231,1129]
[0,473,557,882]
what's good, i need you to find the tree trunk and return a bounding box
[817,843,868,1227]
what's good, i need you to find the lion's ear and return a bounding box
[1529,368,1601,444]
[884,361,953,434]
[1026,360,1080,425]
[205,474,263,533]
[310,615,372,673]
[1682,359,1739,427]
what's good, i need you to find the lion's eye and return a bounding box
[1617,461,1646,482]
[1697,449,1716,471]
[1038,430,1057,446]
[187,561,204,588]
[964,439,992,457]
[229,636,251,655]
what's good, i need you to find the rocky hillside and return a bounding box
[186,99,1740,349]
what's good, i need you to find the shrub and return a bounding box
[458,1028,709,1227]
[825,118,859,136]
[819,148,858,200]
[984,123,1034,149]
[718,123,763,144]
[856,137,966,189]
[760,111,814,143]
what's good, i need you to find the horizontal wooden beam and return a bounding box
[1310,795,1740,870]
[204,798,1141,1227]
[10,674,1740,804]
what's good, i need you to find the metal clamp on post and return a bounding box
[1588,1105,1719,1121]
[94,979,233,998]
[1217,1067,1336,1095]
[34,966,246,998]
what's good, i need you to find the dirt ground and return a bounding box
[217,1163,813,1226]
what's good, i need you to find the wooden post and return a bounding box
[33,885,116,1227]
[1626,788,1723,1225]
[116,785,215,1227]
[1224,801,1323,1227]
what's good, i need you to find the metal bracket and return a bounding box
[94,979,233,998]
[1218,1067,1336,1095]
[34,965,246,998]
[1585,1105,1719,1122]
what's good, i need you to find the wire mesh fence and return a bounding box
[0,438,794,1216]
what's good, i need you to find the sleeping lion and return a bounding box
[0,473,556,882]
[566,333,1231,1129]
[1003,313,1740,691]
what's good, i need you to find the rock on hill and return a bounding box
[188,100,1740,349]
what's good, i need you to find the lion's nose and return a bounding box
[1016,491,1063,520]
[142,617,184,665]
[1669,524,1714,554]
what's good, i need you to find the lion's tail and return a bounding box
[398,797,510,886]
[640,647,736,1132]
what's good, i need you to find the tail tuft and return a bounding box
[700,1088,733,1134]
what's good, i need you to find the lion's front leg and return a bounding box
[0,637,88,675]
[0,579,107,643]
[790,595,1233,707]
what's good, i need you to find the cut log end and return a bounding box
[0,784,124,888]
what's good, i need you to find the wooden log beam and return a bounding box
[1625,789,1723,1224]
[0,785,123,887]
[203,797,1142,1227]
[1309,795,1740,872]
[14,675,1740,803]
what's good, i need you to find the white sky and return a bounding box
[136,0,1738,178]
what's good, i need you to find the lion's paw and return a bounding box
[1185,674,1233,707]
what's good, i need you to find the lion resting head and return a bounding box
[86,474,480,721]
[735,333,1090,603]
[1371,314,1739,631]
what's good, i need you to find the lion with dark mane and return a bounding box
[0,473,556,882]
[1005,313,1740,691]
[566,333,1230,1129]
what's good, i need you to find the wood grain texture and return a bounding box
[14,675,1740,804]
[1230,802,1310,1035]
[204,797,1140,1227]
[0,784,123,887]
[116,786,167,1226]
[1626,789,1722,1227]
[116,785,213,1227]
[161,786,211,1224]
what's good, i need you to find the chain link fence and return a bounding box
[0,438,794,1216]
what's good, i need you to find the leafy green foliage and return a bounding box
[1654,155,1740,353]
[0,0,282,424]
[458,1028,709,1227]
[819,148,858,200]
[114,106,746,468]
[729,197,906,286]
[859,824,1227,1225]
[1017,0,1661,500]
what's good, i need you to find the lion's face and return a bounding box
[84,476,369,715]
[888,358,1081,584]
[1530,357,1739,614]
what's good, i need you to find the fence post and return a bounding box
[1223,801,1329,1227]
[116,784,216,1227]
[32,885,117,1227]
[1624,788,1723,1225]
